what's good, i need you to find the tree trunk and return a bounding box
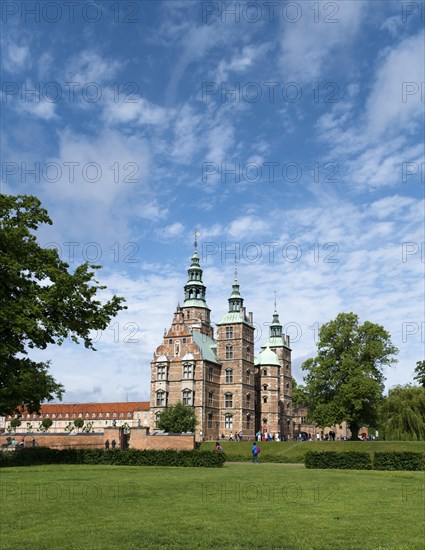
[348,421,360,440]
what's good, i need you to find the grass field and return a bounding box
[202,440,425,463]
[1,463,424,549]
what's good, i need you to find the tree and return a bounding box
[0,195,126,416]
[74,418,84,432]
[10,418,21,431]
[413,360,425,387]
[157,402,197,433]
[380,385,425,440]
[41,418,53,432]
[301,312,398,439]
[292,378,308,408]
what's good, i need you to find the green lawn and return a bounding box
[202,440,425,463]
[1,463,424,549]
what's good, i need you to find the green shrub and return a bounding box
[0,448,225,468]
[305,451,372,470]
[373,452,424,471]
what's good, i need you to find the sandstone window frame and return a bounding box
[225,392,233,408]
[225,368,233,384]
[224,414,233,430]
[183,362,194,379]
[225,345,233,359]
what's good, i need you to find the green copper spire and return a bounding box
[183,234,207,305]
[228,266,244,312]
[270,293,283,338]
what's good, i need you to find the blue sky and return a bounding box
[1,0,424,403]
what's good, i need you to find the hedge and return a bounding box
[0,448,226,468]
[373,452,424,471]
[305,451,425,471]
[305,451,372,470]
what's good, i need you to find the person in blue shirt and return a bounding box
[251,442,260,463]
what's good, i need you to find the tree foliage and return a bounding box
[292,378,308,408]
[157,401,197,433]
[0,195,126,415]
[413,360,425,387]
[301,312,398,439]
[380,385,425,441]
[10,418,21,430]
[41,418,53,431]
[74,418,84,432]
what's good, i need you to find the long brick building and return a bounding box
[150,243,293,441]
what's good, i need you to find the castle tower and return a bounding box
[181,240,213,338]
[261,303,293,438]
[255,346,281,435]
[216,271,255,438]
[149,248,220,441]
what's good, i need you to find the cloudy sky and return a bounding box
[1,0,424,403]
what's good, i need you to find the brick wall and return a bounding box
[129,429,194,450]
[1,433,104,449]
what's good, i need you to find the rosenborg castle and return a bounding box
[1,244,295,442]
[149,243,293,440]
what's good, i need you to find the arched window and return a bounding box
[246,414,251,429]
[156,391,166,407]
[157,364,167,380]
[182,389,193,406]
[155,412,161,429]
[263,384,268,391]
[246,393,251,406]
[208,391,214,406]
[263,369,267,376]
[183,363,193,379]
[225,369,233,383]
[225,393,233,408]
[263,396,268,404]
[207,412,213,429]
[246,369,251,384]
[225,414,233,430]
[225,345,233,359]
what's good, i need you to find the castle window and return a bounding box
[225,369,233,384]
[155,412,161,429]
[263,384,268,391]
[225,326,233,339]
[246,345,250,359]
[286,382,289,389]
[168,339,172,344]
[156,391,166,407]
[263,397,268,404]
[183,363,193,379]
[208,391,213,406]
[246,414,251,429]
[207,412,213,429]
[208,366,213,381]
[186,311,190,319]
[182,338,187,344]
[224,414,233,430]
[263,369,267,376]
[157,365,167,380]
[174,340,180,357]
[262,418,267,425]
[225,393,233,408]
[182,389,193,406]
[246,369,251,384]
[246,393,251,406]
[225,345,233,359]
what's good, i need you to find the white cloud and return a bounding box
[279,1,364,82]
[365,31,425,139]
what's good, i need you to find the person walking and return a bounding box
[251,442,260,463]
